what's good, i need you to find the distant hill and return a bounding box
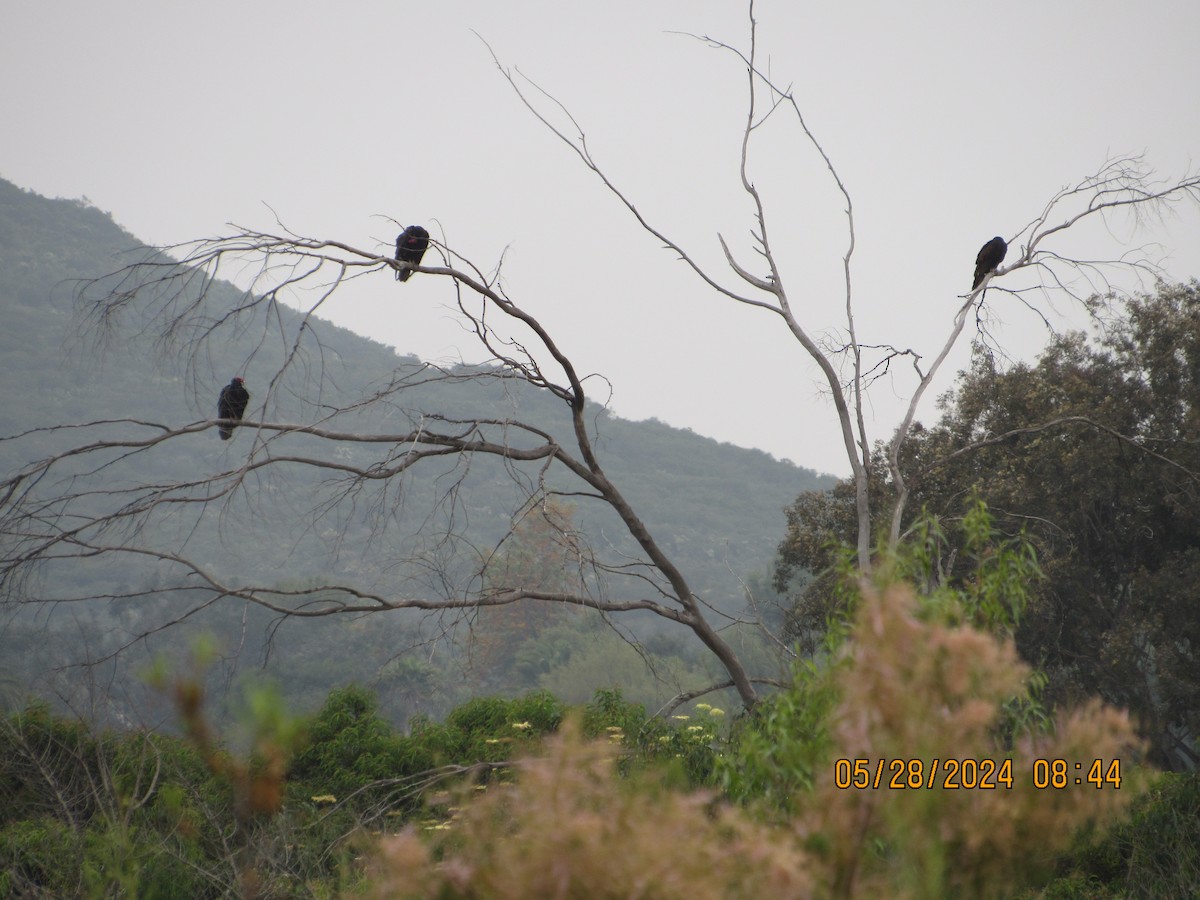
[0,176,833,720]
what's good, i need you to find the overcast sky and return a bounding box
[4,0,1198,476]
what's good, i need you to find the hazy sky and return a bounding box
[4,0,1198,476]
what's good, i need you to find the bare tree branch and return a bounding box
[6,215,768,708]
[7,9,1199,727]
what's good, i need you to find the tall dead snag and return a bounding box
[489,3,1200,566]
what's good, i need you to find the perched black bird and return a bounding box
[972,236,1007,290]
[395,225,430,282]
[217,376,250,440]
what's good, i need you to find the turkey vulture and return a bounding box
[217,376,249,440]
[972,236,1007,289]
[394,225,430,282]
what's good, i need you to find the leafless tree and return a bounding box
[489,3,1199,568]
[1,220,777,706]
[3,1,1198,714]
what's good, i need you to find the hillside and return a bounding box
[0,177,833,721]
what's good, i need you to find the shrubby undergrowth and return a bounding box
[367,579,1146,898]
[2,513,1191,897]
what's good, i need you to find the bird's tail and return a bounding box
[219,425,233,440]
[396,267,411,283]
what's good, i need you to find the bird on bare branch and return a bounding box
[217,376,249,440]
[972,236,1007,289]
[395,225,431,282]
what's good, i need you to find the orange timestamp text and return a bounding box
[834,758,1123,790]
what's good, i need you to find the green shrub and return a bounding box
[290,686,403,785]
[714,649,840,816]
[1039,771,1200,898]
[0,816,81,897]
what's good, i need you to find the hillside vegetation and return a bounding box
[0,177,830,724]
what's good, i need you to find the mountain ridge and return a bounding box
[0,176,833,718]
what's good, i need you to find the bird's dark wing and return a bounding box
[229,384,250,420]
[394,232,417,280]
[218,386,235,440]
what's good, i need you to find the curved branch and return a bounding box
[11,223,772,708]
[656,677,785,717]
[886,294,978,544]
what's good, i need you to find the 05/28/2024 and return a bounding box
[833,758,1122,790]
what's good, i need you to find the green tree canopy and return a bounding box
[776,281,1200,769]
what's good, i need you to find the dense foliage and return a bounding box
[1026,771,1200,899]
[1,532,1193,896]
[366,562,1158,896]
[776,281,1200,770]
[0,682,726,897]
